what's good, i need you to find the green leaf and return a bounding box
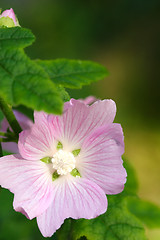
[122,158,138,195]
[56,86,70,102]
[36,59,108,89]
[128,198,160,229]
[56,219,71,239]
[0,27,35,49]
[0,27,63,114]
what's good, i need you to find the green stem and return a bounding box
[0,131,15,137]
[0,96,22,138]
[0,137,17,143]
[0,131,6,136]
[0,131,18,143]
[0,131,17,142]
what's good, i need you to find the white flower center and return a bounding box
[51,149,76,175]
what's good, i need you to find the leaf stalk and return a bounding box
[0,96,22,138]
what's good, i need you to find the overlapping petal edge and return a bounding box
[0,98,127,237]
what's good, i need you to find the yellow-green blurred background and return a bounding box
[1,0,160,239]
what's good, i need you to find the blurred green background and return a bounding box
[0,0,160,239]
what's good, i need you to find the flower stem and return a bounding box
[0,96,22,138]
[0,137,17,143]
[0,131,15,138]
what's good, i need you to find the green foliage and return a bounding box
[0,27,63,114]
[0,27,34,49]
[123,158,138,195]
[0,27,107,115]
[56,86,70,102]
[128,198,160,229]
[37,59,108,88]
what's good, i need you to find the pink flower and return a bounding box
[0,110,33,153]
[0,8,19,27]
[0,99,127,237]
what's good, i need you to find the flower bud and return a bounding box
[0,8,19,27]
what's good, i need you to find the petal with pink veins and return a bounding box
[37,175,107,237]
[0,154,54,219]
[76,124,127,194]
[34,111,55,148]
[48,99,116,151]
[18,116,57,160]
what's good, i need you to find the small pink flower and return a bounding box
[0,99,127,237]
[0,8,19,26]
[0,110,33,153]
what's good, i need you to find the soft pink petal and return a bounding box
[34,111,48,124]
[37,175,107,237]
[33,111,55,147]
[1,8,17,25]
[48,99,116,151]
[18,125,56,160]
[18,110,57,160]
[76,124,127,194]
[1,110,33,153]
[1,142,19,153]
[0,154,54,219]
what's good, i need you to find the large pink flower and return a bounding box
[0,99,127,237]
